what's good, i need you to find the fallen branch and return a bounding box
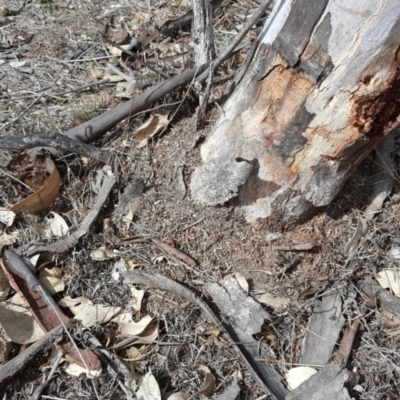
[122,270,287,400]
[61,1,271,145]
[29,173,116,255]
[0,133,110,163]
[1,251,100,369]
[151,238,197,267]
[0,323,68,388]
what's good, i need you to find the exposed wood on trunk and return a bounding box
[191,0,400,227]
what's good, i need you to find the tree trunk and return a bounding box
[190,0,400,228]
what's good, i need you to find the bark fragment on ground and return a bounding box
[299,290,345,366]
[285,363,351,400]
[122,270,288,400]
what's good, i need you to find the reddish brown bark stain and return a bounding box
[353,68,400,138]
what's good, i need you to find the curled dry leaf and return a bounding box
[195,365,214,398]
[125,346,147,361]
[38,267,65,295]
[0,210,15,227]
[256,292,289,309]
[0,231,18,249]
[136,371,161,400]
[376,269,400,297]
[286,366,318,391]
[381,309,400,336]
[59,296,121,328]
[112,314,153,336]
[65,362,102,377]
[0,293,45,344]
[90,245,118,261]
[45,212,69,237]
[11,157,61,213]
[132,113,170,148]
[234,272,249,293]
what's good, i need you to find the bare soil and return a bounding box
[1,0,400,399]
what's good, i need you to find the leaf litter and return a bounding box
[0,0,399,398]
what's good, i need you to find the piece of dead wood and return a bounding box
[0,133,110,163]
[122,270,287,400]
[0,251,100,370]
[192,0,215,66]
[151,238,197,267]
[272,242,316,252]
[28,173,116,255]
[215,379,240,400]
[364,132,395,220]
[161,0,225,35]
[206,276,287,399]
[285,363,351,400]
[207,275,271,335]
[299,290,345,367]
[358,278,400,319]
[334,319,360,366]
[0,322,68,388]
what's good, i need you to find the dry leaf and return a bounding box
[130,324,158,345]
[286,366,318,390]
[45,212,69,237]
[132,113,169,148]
[126,260,140,270]
[105,43,130,56]
[234,272,249,293]
[59,296,121,328]
[90,246,118,260]
[0,231,18,249]
[116,81,137,99]
[389,247,400,260]
[112,314,153,336]
[381,310,400,336]
[204,327,220,337]
[196,365,214,397]
[11,156,61,213]
[130,286,145,312]
[167,393,189,400]
[0,210,16,227]
[0,293,45,344]
[136,371,161,400]
[376,269,400,297]
[256,293,289,309]
[65,362,102,377]
[111,259,127,282]
[125,346,146,361]
[38,267,65,295]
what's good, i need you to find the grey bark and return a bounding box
[191,0,400,227]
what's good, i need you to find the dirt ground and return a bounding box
[1,0,400,399]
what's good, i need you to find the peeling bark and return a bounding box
[191,0,400,227]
